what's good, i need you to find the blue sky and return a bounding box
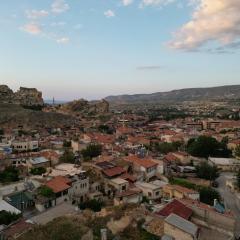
[0,0,240,100]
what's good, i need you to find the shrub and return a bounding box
[30,167,46,175]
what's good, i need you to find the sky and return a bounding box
[0,0,240,100]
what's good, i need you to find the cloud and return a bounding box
[50,21,66,27]
[20,22,42,35]
[51,0,69,14]
[25,10,49,19]
[169,0,240,51]
[122,0,134,6]
[56,37,70,44]
[104,10,115,18]
[137,65,163,70]
[140,0,175,7]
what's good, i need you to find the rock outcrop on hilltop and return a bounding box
[0,85,44,107]
[52,99,109,115]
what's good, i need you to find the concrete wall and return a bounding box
[164,222,194,240]
[190,205,235,234]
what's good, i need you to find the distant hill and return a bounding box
[105,85,240,104]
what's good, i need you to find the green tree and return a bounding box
[199,187,220,205]
[153,141,182,154]
[63,140,71,148]
[79,199,104,212]
[81,144,102,161]
[39,186,54,198]
[0,167,19,183]
[0,129,4,135]
[187,136,231,158]
[30,167,46,175]
[196,162,219,180]
[0,210,21,225]
[60,149,75,163]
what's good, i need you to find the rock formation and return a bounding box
[0,85,44,107]
[49,99,109,116]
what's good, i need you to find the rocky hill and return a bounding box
[0,85,110,127]
[105,85,240,104]
[0,85,44,107]
[47,99,109,116]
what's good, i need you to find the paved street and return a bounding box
[216,172,240,237]
[30,202,77,225]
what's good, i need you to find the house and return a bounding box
[0,219,33,240]
[156,199,192,220]
[45,176,71,205]
[114,187,142,206]
[11,140,38,152]
[163,185,200,201]
[172,152,191,165]
[135,181,162,201]
[208,157,240,172]
[124,155,158,181]
[164,213,199,240]
[68,172,89,203]
[28,156,50,169]
[71,140,88,153]
[107,178,129,195]
[0,199,21,215]
[102,166,126,179]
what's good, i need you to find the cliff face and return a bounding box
[0,85,44,107]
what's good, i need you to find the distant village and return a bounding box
[0,90,240,239]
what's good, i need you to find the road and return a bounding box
[216,172,240,237]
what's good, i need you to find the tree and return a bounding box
[199,187,220,206]
[30,167,46,175]
[60,149,75,163]
[39,186,54,198]
[196,162,219,181]
[235,145,240,158]
[0,167,19,183]
[81,144,102,161]
[63,140,71,148]
[0,129,4,135]
[187,136,231,158]
[0,210,21,225]
[152,141,182,154]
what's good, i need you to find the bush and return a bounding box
[30,167,46,176]
[0,210,21,225]
[79,199,104,212]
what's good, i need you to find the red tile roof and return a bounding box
[124,155,158,169]
[46,176,71,193]
[102,166,126,177]
[156,199,192,220]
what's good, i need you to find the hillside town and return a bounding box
[0,92,240,240]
